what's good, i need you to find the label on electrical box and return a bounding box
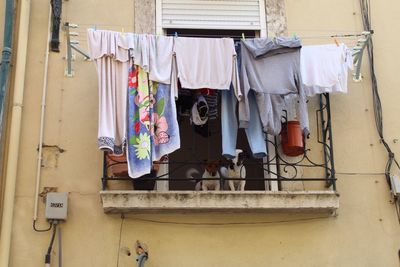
[45,192,68,220]
[51,203,64,208]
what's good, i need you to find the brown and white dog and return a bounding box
[220,149,246,191]
[187,160,221,191]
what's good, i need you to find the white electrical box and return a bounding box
[45,192,68,220]
[390,175,400,197]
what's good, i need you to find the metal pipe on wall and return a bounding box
[33,3,52,222]
[0,0,31,266]
[0,0,15,225]
[0,0,14,135]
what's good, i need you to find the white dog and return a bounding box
[221,149,246,191]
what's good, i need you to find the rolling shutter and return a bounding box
[161,0,262,30]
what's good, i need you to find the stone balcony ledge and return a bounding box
[100,190,339,214]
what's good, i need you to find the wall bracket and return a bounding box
[63,22,90,77]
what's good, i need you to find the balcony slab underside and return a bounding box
[100,190,339,214]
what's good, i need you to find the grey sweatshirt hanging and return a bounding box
[239,37,309,135]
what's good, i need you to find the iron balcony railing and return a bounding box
[101,93,336,192]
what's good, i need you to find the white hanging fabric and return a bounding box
[87,29,130,155]
[300,43,353,97]
[172,37,241,99]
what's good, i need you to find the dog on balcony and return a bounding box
[220,149,247,191]
[186,160,221,191]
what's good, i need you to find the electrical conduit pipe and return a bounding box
[33,2,52,223]
[0,0,31,266]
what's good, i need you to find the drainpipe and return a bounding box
[0,0,14,172]
[0,0,31,266]
[0,0,14,136]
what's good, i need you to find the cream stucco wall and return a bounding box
[4,0,400,266]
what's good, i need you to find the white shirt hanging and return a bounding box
[300,43,353,96]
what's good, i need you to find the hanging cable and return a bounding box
[45,221,57,267]
[58,224,62,267]
[359,0,400,187]
[126,215,331,226]
[33,219,53,232]
[116,214,125,267]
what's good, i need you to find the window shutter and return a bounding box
[161,0,262,30]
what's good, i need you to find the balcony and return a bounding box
[100,94,339,215]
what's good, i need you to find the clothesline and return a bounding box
[70,36,359,45]
[301,32,372,39]
[74,33,364,41]
[71,22,372,39]
[165,32,372,39]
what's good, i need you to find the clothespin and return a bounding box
[241,33,245,40]
[333,37,339,47]
[270,32,276,41]
[121,27,125,37]
[93,25,97,31]
[292,32,297,39]
[174,32,178,37]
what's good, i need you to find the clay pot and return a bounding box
[280,121,304,157]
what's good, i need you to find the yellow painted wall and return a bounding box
[6,0,400,266]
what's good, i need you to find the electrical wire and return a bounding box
[45,222,57,266]
[126,215,332,226]
[336,172,385,176]
[394,199,400,225]
[359,0,400,187]
[33,219,53,232]
[116,214,125,267]
[58,224,62,267]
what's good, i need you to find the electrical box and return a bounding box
[45,192,68,220]
[390,175,400,197]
